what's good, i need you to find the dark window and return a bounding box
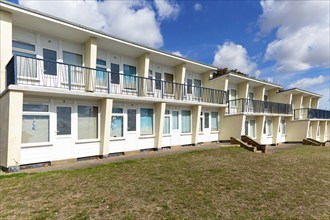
[127,109,137,131]
[155,72,162,90]
[43,48,57,75]
[111,63,120,84]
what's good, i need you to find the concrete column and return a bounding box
[175,63,186,84]
[302,96,312,109]
[311,98,319,109]
[238,81,249,99]
[99,98,113,157]
[0,91,23,172]
[292,94,303,109]
[272,116,281,144]
[137,53,150,96]
[326,121,330,141]
[0,10,12,93]
[191,105,202,145]
[154,102,166,149]
[256,115,265,143]
[218,108,225,140]
[255,86,265,101]
[311,121,319,140]
[84,37,97,92]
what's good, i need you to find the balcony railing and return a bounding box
[227,98,292,115]
[294,108,330,119]
[6,55,227,104]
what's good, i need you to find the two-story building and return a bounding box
[0,1,227,172]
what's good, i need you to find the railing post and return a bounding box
[68,64,72,90]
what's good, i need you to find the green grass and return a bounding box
[0,146,329,219]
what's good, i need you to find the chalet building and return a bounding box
[0,1,329,172]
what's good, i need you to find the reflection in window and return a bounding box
[172,111,179,130]
[181,110,191,133]
[140,108,153,135]
[78,106,98,140]
[22,115,49,144]
[211,112,218,131]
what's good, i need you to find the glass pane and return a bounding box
[127,109,136,131]
[163,116,170,134]
[194,79,202,97]
[14,53,37,78]
[78,106,98,140]
[124,64,136,89]
[111,63,120,84]
[57,107,71,135]
[187,79,192,94]
[96,67,108,87]
[204,113,210,128]
[112,108,123,114]
[43,48,57,76]
[211,112,218,131]
[23,104,48,112]
[111,116,123,137]
[181,110,191,133]
[140,108,153,135]
[164,73,173,94]
[96,59,106,66]
[245,120,249,135]
[13,40,35,51]
[63,51,82,66]
[155,72,162,90]
[199,117,203,132]
[172,111,179,129]
[250,120,256,138]
[22,115,49,143]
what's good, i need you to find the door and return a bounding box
[155,72,162,98]
[53,105,74,160]
[110,63,120,93]
[126,109,139,151]
[194,79,202,101]
[43,48,58,87]
[164,73,174,95]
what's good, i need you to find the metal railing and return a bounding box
[6,55,227,104]
[227,98,292,114]
[294,108,330,119]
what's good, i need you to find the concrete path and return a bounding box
[20,142,234,173]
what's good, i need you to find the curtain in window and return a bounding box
[111,116,123,137]
[22,115,49,143]
[78,106,98,140]
[124,64,136,90]
[140,108,153,135]
[181,110,191,133]
[211,112,218,131]
[163,116,170,134]
[96,67,107,87]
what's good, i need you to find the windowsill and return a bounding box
[211,131,219,134]
[181,133,192,136]
[110,137,125,141]
[199,132,204,135]
[139,135,155,139]
[75,139,100,144]
[163,134,171,137]
[21,142,52,148]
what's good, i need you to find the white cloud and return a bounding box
[194,3,203,11]
[172,51,183,57]
[259,0,330,72]
[212,41,258,75]
[154,0,180,20]
[288,75,325,88]
[317,87,330,110]
[19,0,179,49]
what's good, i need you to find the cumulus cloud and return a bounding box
[288,75,325,88]
[172,51,184,57]
[154,0,180,20]
[194,3,203,11]
[19,0,180,48]
[212,41,258,75]
[259,0,330,72]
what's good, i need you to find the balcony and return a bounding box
[227,98,292,115]
[6,55,227,104]
[294,108,330,119]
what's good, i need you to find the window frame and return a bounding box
[77,105,99,142]
[172,111,179,130]
[181,110,191,134]
[211,112,219,132]
[140,108,154,136]
[110,107,124,139]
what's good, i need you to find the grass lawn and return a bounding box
[0,146,329,219]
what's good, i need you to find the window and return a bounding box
[22,104,50,144]
[204,112,210,129]
[230,89,237,107]
[172,111,179,130]
[124,64,136,89]
[211,112,218,131]
[111,108,124,138]
[78,106,98,140]
[194,79,202,97]
[111,63,120,84]
[317,125,320,137]
[280,119,286,135]
[199,112,203,132]
[250,120,256,138]
[140,108,153,135]
[181,110,191,133]
[264,95,268,102]
[96,59,107,87]
[264,119,272,136]
[164,73,173,94]
[43,48,57,75]
[13,41,37,78]
[155,72,162,90]
[127,109,136,132]
[249,92,254,100]
[187,79,192,94]
[163,110,170,135]
[147,70,153,92]
[63,51,82,66]
[63,51,83,84]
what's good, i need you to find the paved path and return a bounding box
[20,143,234,173]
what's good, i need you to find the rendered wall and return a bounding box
[286,120,309,142]
[0,91,23,171]
[100,98,113,156]
[154,102,166,149]
[0,10,12,93]
[220,114,245,140]
[192,105,202,144]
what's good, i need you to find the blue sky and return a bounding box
[8,0,330,109]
